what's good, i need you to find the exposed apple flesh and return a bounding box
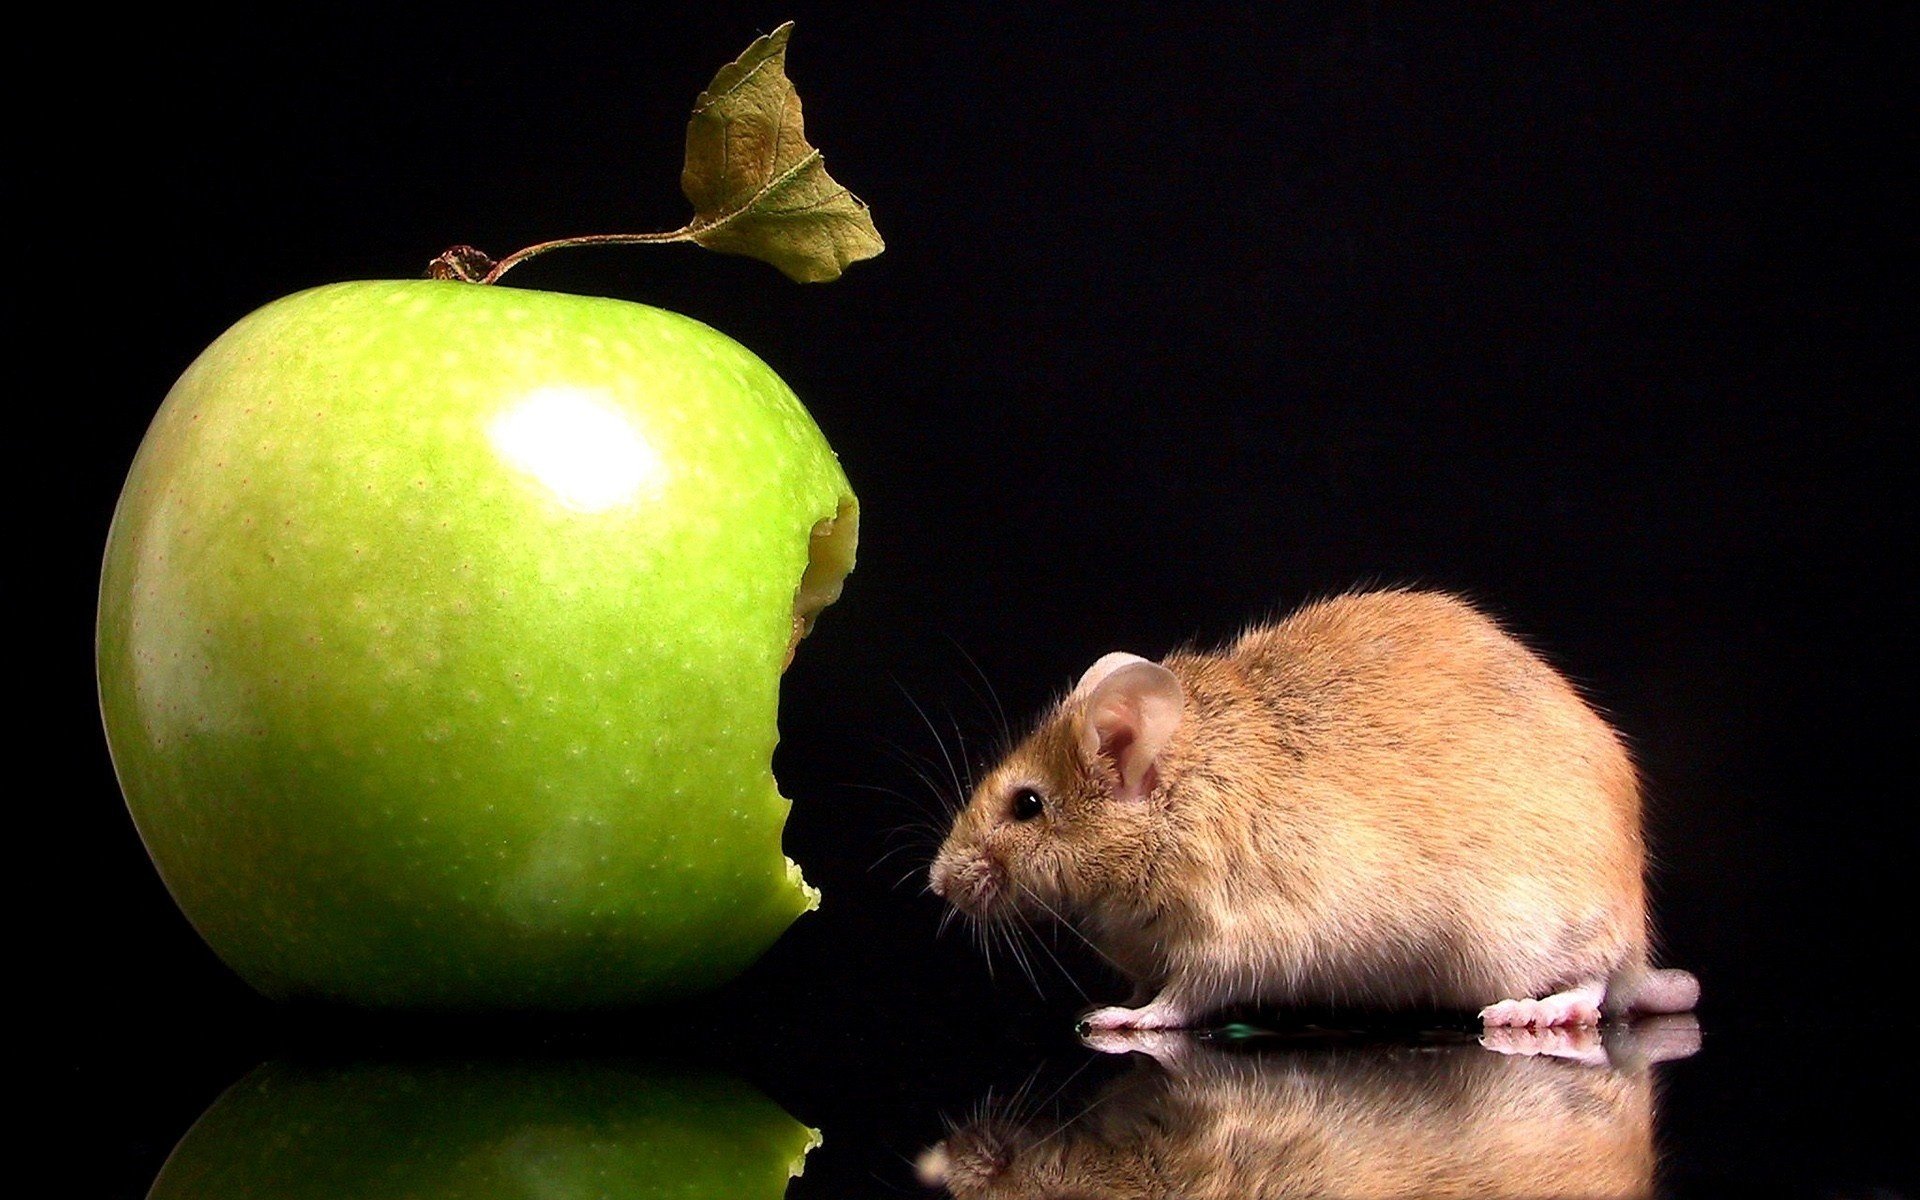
[97,280,856,1007]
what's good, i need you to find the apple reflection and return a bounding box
[920,1018,1699,1199]
[149,1058,817,1199]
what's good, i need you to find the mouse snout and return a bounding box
[917,1118,1024,1194]
[930,844,1005,915]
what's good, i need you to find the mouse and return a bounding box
[928,588,1700,1031]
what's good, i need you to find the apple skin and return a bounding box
[98,280,857,1008]
[147,1059,819,1199]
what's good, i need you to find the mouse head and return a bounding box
[930,653,1185,923]
[914,1045,1189,1199]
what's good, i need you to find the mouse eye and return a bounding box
[1009,787,1044,822]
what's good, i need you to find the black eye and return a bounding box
[1010,787,1044,821]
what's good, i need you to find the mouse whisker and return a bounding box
[1027,1050,1100,1127]
[870,740,960,817]
[966,912,997,982]
[841,778,948,823]
[1009,894,1092,1003]
[1002,1060,1051,1128]
[896,864,938,893]
[893,679,969,805]
[869,839,926,872]
[943,634,1016,760]
[1020,1066,1125,1161]
[887,863,931,892]
[945,705,972,793]
[1003,920,1043,998]
[1016,884,1126,976]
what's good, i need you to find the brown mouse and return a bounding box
[928,588,1699,1031]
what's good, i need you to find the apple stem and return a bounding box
[429,229,698,285]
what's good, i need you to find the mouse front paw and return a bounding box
[1079,1026,1198,1063]
[1077,997,1191,1035]
[1079,1005,1152,1033]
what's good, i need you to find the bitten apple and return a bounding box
[98,279,857,1008]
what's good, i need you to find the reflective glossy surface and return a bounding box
[923,1021,1695,1198]
[149,1058,816,1199]
[96,1010,1911,1199]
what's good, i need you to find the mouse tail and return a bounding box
[1606,962,1701,1016]
[1632,968,1702,1014]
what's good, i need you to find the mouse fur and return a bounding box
[929,588,1699,1030]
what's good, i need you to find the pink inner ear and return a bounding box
[1091,702,1154,799]
[1078,659,1185,802]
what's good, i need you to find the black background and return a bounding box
[32,3,1908,1196]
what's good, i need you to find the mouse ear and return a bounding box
[1076,657,1185,802]
[1072,651,1152,699]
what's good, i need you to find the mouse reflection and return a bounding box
[148,1057,817,1199]
[919,1017,1699,1200]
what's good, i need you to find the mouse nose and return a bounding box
[929,848,1003,913]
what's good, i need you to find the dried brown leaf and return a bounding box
[680,22,884,282]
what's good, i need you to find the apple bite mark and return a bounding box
[775,495,858,915]
[783,498,858,672]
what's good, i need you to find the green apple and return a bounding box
[147,1059,819,1199]
[98,279,858,1007]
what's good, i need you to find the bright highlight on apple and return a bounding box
[489,386,667,513]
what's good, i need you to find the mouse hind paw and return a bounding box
[1479,980,1606,1028]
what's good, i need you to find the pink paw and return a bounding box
[1079,1027,1195,1062]
[1479,1024,1608,1065]
[1078,1000,1188,1033]
[1081,1005,1155,1032]
[1479,986,1603,1028]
